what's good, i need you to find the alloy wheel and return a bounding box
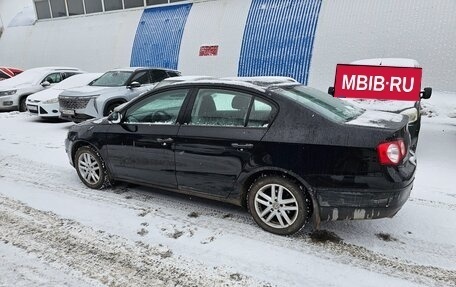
[254,183,299,229]
[78,152,101,185]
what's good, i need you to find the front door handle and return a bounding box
[157,138,174,143]
[231,143,254,149]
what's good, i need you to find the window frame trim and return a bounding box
[182,86,279,129]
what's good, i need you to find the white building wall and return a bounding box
[1,0,456,91]
[0,0,33,27]
[0,8,142,72]
[178,0,251,77]
[308,0,456,91]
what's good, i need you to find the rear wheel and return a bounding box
[75,146,111,189]
[248,176,308,235]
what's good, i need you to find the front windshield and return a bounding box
[91,71,132,87]
[274,85,364,122]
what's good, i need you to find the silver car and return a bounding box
[0,67,83,112]
[59,67,180,122]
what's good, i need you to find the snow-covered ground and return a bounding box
[0,92,455,287]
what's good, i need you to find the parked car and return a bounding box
[0,67,83,112]
[66,79,416,235]
[59,67,181,122]
[328,58,432,150]
[0,67,23,81]
[26,73,102,118]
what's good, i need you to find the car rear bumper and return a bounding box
[317,180,413,221]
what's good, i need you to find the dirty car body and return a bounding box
[66,80,416,234]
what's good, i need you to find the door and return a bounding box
[106,89,189,188]
[175,88,276,197]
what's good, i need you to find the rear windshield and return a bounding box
[91,71,132,87]
[274,85,363,122]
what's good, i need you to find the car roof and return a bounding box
[110,67,181,73]
[26,66,82,72]
[162,78,302,94]
[222,76,298,86]
[161,75,214,81]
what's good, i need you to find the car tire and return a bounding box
[19,97,27,112]
[104,102,123,117]
[248,176,308,235]
[74,146,111,189]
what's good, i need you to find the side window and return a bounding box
[248,98,274,128]
[124,89,188,124]
[130,71,150,85]
[167,71,181,77]
[43,73,62,84]
[189,89,252,127]
[151,70,168,83]
[62,72,78,80]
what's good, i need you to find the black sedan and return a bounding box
[65,80,416,235]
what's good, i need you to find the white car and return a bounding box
[0,67,83,112]
[59,67,180,122]
[26,73,102,118]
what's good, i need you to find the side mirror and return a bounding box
[41,81,51,87]
[127,81,141,89]
[421,87,432,100]
[108,111,122,124]
[328,86,335,96]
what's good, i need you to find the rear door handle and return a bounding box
[231,143,254,149]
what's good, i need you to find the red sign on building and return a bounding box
[334,64,422,101]
[199,45,219,57]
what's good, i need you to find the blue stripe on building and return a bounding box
[238,0,322,84]
[130,4,192,69]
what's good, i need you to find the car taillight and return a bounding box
[377,139,407,165]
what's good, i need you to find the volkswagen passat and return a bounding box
[65,80,416,235]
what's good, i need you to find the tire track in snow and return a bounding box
[0,195,265,287]
[1,155,455,286]
[408,197,456,211]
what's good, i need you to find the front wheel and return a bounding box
[248,176,309,235]
[75,146,110,189]
[19,97,27,112]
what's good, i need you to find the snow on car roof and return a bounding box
[350,58,420,68]
[167,79,268,92]
[161,76,214,81]
[0,67,79,87]
[223,76,298,84]
[110,67,180,72]
[52,73,103,90]
[342,98,415,113]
